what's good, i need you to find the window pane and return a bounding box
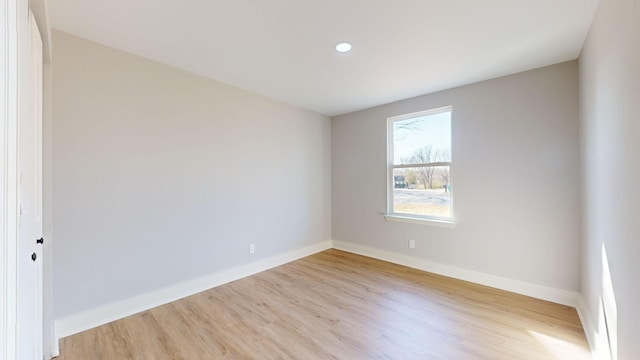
[393,111,451,165]
[393,166,451,217]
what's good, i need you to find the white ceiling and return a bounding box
[50,0,599,116]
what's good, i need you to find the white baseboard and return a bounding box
[576,296,599,359]
[55,239,583,353]
[331,240,579,307]
[55,240,332,340]
[576,295,612,360]
[47,339,59,359]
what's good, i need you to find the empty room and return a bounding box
[2,0,639,359]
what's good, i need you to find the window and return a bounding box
[386,106,453,224]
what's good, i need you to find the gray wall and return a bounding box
[332,61,580,291]
[52,31,331,319]
[579,0,640,358]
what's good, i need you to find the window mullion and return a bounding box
[392,162,451,169]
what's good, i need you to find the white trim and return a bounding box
[576,295,612,360]
[1,0,20,358]
[393,161,451,169]
[55,240,332,339]
[576,296,598,359]
[387,105,453,122]
[332,240,579,307]
[54,239,585,350]
[42,60,58,359]
[25,0,55,355]
[386,106,454,223]
[383,214,456,228]
[1,3,8,355]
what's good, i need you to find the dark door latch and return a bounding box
[31,253,37,261]
[36,237,44,244]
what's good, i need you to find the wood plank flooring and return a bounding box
[57,249,591,359]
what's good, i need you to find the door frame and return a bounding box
[3,0,55,358]
[1,0,22,358]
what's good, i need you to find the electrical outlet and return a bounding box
[408,239,416,249]
[249,243,256,254]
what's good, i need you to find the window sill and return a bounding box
[383,214,456,228]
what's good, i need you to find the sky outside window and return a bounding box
[393,112,451,164]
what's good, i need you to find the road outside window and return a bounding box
[387,107,452,222]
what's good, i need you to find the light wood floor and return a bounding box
[57,249,591,359]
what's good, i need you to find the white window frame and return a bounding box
[384,106,455,227]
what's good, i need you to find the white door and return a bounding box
[16,10,44,359]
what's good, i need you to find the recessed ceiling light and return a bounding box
[335,42,352,53]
